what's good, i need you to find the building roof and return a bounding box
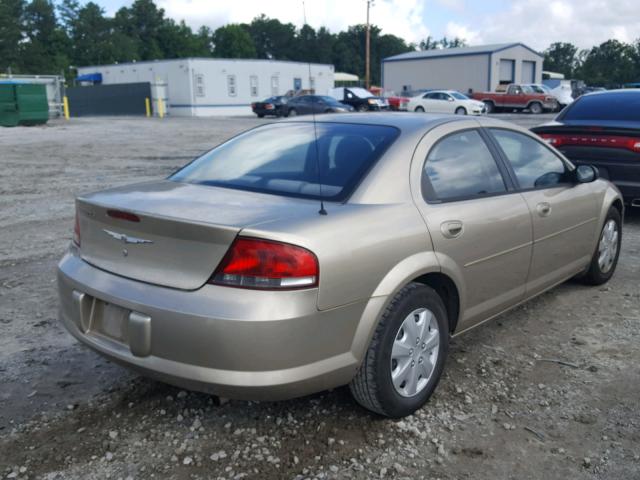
[383,43,542,62]
[77,57,334,71]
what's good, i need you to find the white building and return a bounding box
[76,58,335,116]
[382,43,543,95]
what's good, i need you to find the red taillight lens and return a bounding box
[210,237,318,289]
[541,133,640,153]
[73,210,81,247]
[107,209,140,222]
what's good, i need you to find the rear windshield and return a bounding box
[170,122,400,201]
[561,92,640,122]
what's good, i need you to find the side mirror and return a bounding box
[575,164,598,183]
[448,97,454,102]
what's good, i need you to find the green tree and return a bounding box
[160,19,211,58]
[419,36,466,50]
[577,40,637,87]
[0,0,25,72]
[247,14,296,59]
[543,42,578,77]
[114,0,165,61]
[20,0,70,74]
[212,24,256,58]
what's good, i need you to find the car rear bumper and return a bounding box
[57,248,368,400]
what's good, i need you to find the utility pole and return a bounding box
[365,0,373,89]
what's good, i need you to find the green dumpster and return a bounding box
[0,83,49,127]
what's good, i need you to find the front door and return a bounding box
[411,122,533,330]
[487,128,599,296]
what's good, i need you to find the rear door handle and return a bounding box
[441,220,464,239]
[537,202,552,217]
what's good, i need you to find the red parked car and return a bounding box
[369,86,409,111]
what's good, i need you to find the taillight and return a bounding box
[209,237,318,289]
[73,210,81,247]
[265,103,275,110]
[541,133,640,153]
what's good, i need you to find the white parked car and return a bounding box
[407,90,486,115]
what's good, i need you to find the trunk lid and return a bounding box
[76,180,320,290]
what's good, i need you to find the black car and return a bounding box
[285,95,353,117]
[532,89,640,206]
[328,87,390,112]
[251,96,288,118]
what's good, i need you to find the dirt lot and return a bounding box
[1,114,639,480]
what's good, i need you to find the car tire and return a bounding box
[414,106,425,113]
[349,282,449,418]
[455,107,467,115]
[483,101,494,114]
[529,102,543,114]
[288,108,297,117]
[257,114,265,118]
[582,207,622,285]
[357,104,369,112]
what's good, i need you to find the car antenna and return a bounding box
[302,0,327,215]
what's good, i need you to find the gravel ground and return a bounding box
[1,114,639,480]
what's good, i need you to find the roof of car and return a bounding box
[582,88,640,97]
[272,112,512,134]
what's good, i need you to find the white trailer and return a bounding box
[76,58,335,117]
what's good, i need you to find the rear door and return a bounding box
[411,122,533,330]
[487,128,599,296]
[421,92,442,112]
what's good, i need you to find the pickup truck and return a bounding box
[472,84,558,114]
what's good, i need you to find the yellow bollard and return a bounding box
[63,96,70,120]
[157,98,165,118]
[145,97,151,117]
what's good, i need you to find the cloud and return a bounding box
[156,0,429,44]
[443,21,481,44]
[436,0,640,50]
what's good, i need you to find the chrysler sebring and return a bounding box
[58,114,623,417]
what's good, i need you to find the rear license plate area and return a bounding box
[89,299,130,343]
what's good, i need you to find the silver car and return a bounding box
[58,114,623,418]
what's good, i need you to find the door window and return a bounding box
[490,129,568,189]
[422,130,506,202]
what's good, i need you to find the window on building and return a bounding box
[227,75,237,97]
[194,74,205,97]
[250,75,258,97]
[271,76,279,96]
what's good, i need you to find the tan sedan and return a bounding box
[58,114,623,417]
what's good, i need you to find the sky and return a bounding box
[94,0,640,51]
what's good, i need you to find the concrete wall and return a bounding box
[77,59,335,117]
[382,54,490,94]
[489,45,543,91]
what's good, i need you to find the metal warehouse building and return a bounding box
[76,58,334,116]
[382,43,543,94]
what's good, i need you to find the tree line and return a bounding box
[1,0,638,88]
[544,41,640,87]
